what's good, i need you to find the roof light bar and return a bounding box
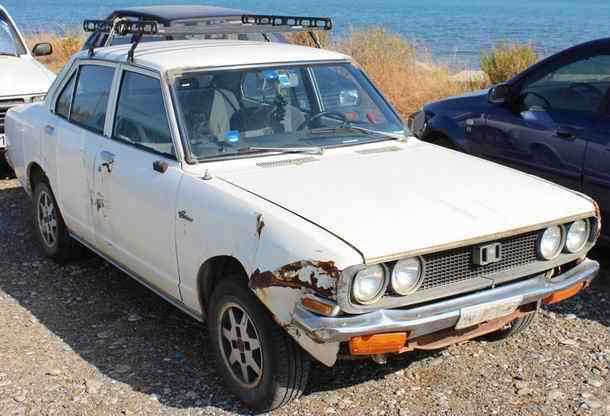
[241,15,332,30]
[83,19,159,35]
[82,13,333,60]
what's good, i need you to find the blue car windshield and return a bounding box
[0,12,25,56]
[172,63,404,160]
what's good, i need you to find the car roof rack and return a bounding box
[83,14,333,62]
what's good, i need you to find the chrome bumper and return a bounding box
[293,258,599,343]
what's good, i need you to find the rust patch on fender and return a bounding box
[249,260,340,297]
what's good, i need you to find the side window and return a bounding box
[522,54,610,113]
[113,71,174,157]
[55,73,76,119]
[70,65,115,134]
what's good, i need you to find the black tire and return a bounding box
[208,278,310,411]
[0,153,16,179]
[482,312,537,341]
[32,179,82,263]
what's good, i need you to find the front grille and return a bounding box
[419,230,540,291]
[0,99,25,135]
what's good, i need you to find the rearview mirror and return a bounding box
[32,42,53,57]
[339,89,360,107]
[488,83,510,104]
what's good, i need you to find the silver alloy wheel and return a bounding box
[37,189,58,248]
[218,302,264,388]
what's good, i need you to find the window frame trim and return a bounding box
[108,65,182,162]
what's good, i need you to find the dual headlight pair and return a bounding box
[352,257,422,305]
[352,219,592,305]
[538,219,591,260]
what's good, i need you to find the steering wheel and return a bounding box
[297,111,348,131]
[568,82,603,99]
[521,91,551,109]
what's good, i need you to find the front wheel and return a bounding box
[208,278,310,411]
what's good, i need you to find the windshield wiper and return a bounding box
[308,124,407,142]
[242,146,324,155]
[0,52,17,57]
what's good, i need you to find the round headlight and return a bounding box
[538,225,563,260]
[352,265,386,304]
[391,257,422,295]
[565,219,590,253]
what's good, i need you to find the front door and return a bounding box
[473,51,610,191]
[93,68,182,299]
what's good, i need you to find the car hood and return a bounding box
[216,140,594,262]
[0,56,55,97]
[424,89,488,112]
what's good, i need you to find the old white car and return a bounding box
[0,5,54,171]
[6,16,601,411]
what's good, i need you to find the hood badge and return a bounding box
[473,242,502,266]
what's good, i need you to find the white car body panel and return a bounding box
[5,39,598,368]
[213,139,595,262]
[0,55,55,97]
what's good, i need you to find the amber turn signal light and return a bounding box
[302,297,337,317]
[349,332,408,355]
[543,282,586,305]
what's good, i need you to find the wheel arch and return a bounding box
[27,161,47,194]
[197,255,249,319]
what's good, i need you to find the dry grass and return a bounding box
[481,42,538,84]
[24,28,492,117]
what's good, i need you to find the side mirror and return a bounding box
[488,83,511,104]
[32,42,53,57]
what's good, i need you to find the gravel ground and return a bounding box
[0,177,609,416]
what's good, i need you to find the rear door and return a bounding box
[50,62,116,244]
[92,66,182,299]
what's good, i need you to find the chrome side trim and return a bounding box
[69,232,204,322]
[295,258,599,343]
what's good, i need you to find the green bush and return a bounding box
[481,42,538,84]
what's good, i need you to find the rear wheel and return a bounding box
[483,312,537,341]
[32,179,82,263]
[208,278,310,411]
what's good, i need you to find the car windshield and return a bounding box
[0,12,25,56]
[172,63,405,160]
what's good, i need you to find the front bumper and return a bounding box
[293,258,598,343]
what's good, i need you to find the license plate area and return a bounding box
[456,295,523,330]
[0,134,5,149]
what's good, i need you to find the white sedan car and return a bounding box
[0,5,54,169]
[5,21,600,410]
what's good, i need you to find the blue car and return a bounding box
[410,38,610,240]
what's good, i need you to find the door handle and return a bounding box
[45,125,55,135]
[554,127,576,140]
[178,210,194,222]
[98,151,115,173]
